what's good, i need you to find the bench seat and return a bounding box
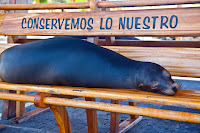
[0,81,199,124]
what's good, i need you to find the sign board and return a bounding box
[0,7,200,36]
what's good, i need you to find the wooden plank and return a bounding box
[11,107,50,124]
[12,39,200,48]
[16,91,25,118]
[0,43,199,77]
[2,90,16,119]
[101,0,115,46]
[16,39,40,43]
[0,91,200,123]
[87,0,99,45]
[0,2,90,10]
[129,102,137,119]
[105,46,200,78]
[98,0,200,8]
[0,7,200,36]
[0,0,199,10]
[0,82,200,109]
[85,97,98,133]
[117,116,143,133]
[44,97,200,124]
[98,40,200,48]
[110,100,119,133]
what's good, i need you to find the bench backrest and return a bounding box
[0,0,200,78]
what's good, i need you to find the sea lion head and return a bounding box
[136,62,181,96]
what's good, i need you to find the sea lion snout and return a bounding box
[161,82,181,96]
[172,82,181,92]
[136,63,181,96]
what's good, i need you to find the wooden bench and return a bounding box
[0,0,200,132]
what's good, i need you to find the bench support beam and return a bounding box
[110,100,120,133]
[11,107,50,124]
[109,101,142,133]
[16,91,25,118]
[85,97,99,133]
[2,90,16,119]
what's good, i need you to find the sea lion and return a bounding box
[0,36,180,95]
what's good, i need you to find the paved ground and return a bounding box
[0,78,200,133]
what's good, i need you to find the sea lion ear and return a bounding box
[151,81,158,89]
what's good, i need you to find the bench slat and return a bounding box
[99,40,200,48]
[105,46,200,78]
[0,2,90,10]
[0,43,199,77]
[0,0,199,10]
[98,0,200,8]
[0,7,200,36]
[44,97,200,124]
[12,39,200,48]
[0,82,199,109]
[0,92,199,123]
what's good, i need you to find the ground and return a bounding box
[0,79,200,133]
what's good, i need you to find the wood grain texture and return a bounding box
[0,82,200,109]
[85,97,98,133]
[110,100,119,133]
[98,40,200,48]
[0,91,200,123]
[98,0,200,8]
[129,102,137,119]
[50,105,71,133]
[44,97,200,124]
[104,46,200,78]
[90,0,98,11]
[14,39,200,48]
[117,116,143,133]
[0,2,90,10]
[11,107,50,124]
[0,43,199,77]
[2,90,16,119]
[0,7,199,36]
[0,0,199,10]
[87,0,99,45]
[16,91,25,118]
[34,92,51,108]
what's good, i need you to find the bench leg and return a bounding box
[16,91,25,118]
[85,97,98,133]
[2,90,26,120]
[110,100,120,133]
[108,101,142,133]
[129,102,137,119]
[50,105,71,133]
[2,90,17,119]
